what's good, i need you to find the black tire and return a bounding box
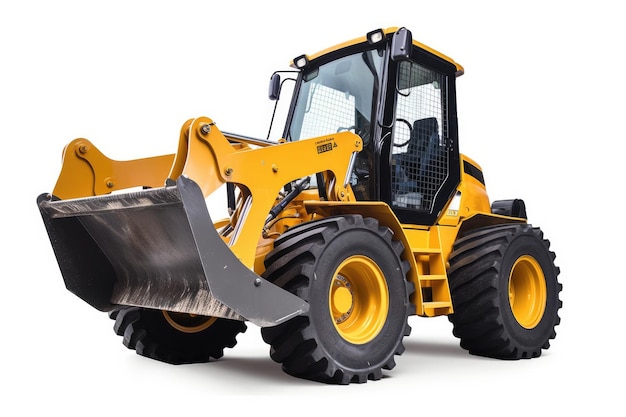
[109,308,247,364]
[447,224,562,359]
[260,215,413,384]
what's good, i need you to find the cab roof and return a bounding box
[293,27,464,77]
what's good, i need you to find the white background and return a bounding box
[2,1,622,415]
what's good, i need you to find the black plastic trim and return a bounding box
[463,160,485,185]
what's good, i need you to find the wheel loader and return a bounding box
[37,27,562,384]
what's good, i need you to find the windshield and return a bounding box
[288,49,383,144]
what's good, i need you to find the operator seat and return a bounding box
[406,117,439,183]
[393,117,440,209]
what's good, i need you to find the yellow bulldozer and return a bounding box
[37,27,562,384]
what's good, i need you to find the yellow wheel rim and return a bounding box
[329,255,389,344]
[508,255,547,329]
[162,311,217,334]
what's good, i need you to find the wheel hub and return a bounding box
[162,311,217,333]
[508,255,547,329]
[329,255,389,344]
[331,275,354,323]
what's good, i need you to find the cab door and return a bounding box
[383,55,461,226]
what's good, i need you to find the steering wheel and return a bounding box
[337,126,356,133]
[393,118,413,147]
[337,124,371,146]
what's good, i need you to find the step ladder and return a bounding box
[412,244,453,317]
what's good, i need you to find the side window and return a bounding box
[391,60,448,212]
[297,84,356,140]
[288,50,384,201]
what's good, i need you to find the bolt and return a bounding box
[78,145,89,154]
[200,123,211,135]
[106,181,114,188]
[254,278,262,287]
[272,164,278,173]
[224,167,233,176]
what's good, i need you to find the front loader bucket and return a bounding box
[37,175,308,327]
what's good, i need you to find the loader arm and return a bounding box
[51,139,175,200]
[39,116,362,327]
[172,116,363,268]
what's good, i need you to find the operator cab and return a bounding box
[273,27,462,226]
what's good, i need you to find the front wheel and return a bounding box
[260,215,413,384]
[109,308,247,364]
[447,224,562,359]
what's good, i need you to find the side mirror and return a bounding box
[391,27,412,61]
[269,73,281,100]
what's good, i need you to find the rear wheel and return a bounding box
[109,308,247,364]
[260,215,413,384]
[447,224,562,359]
